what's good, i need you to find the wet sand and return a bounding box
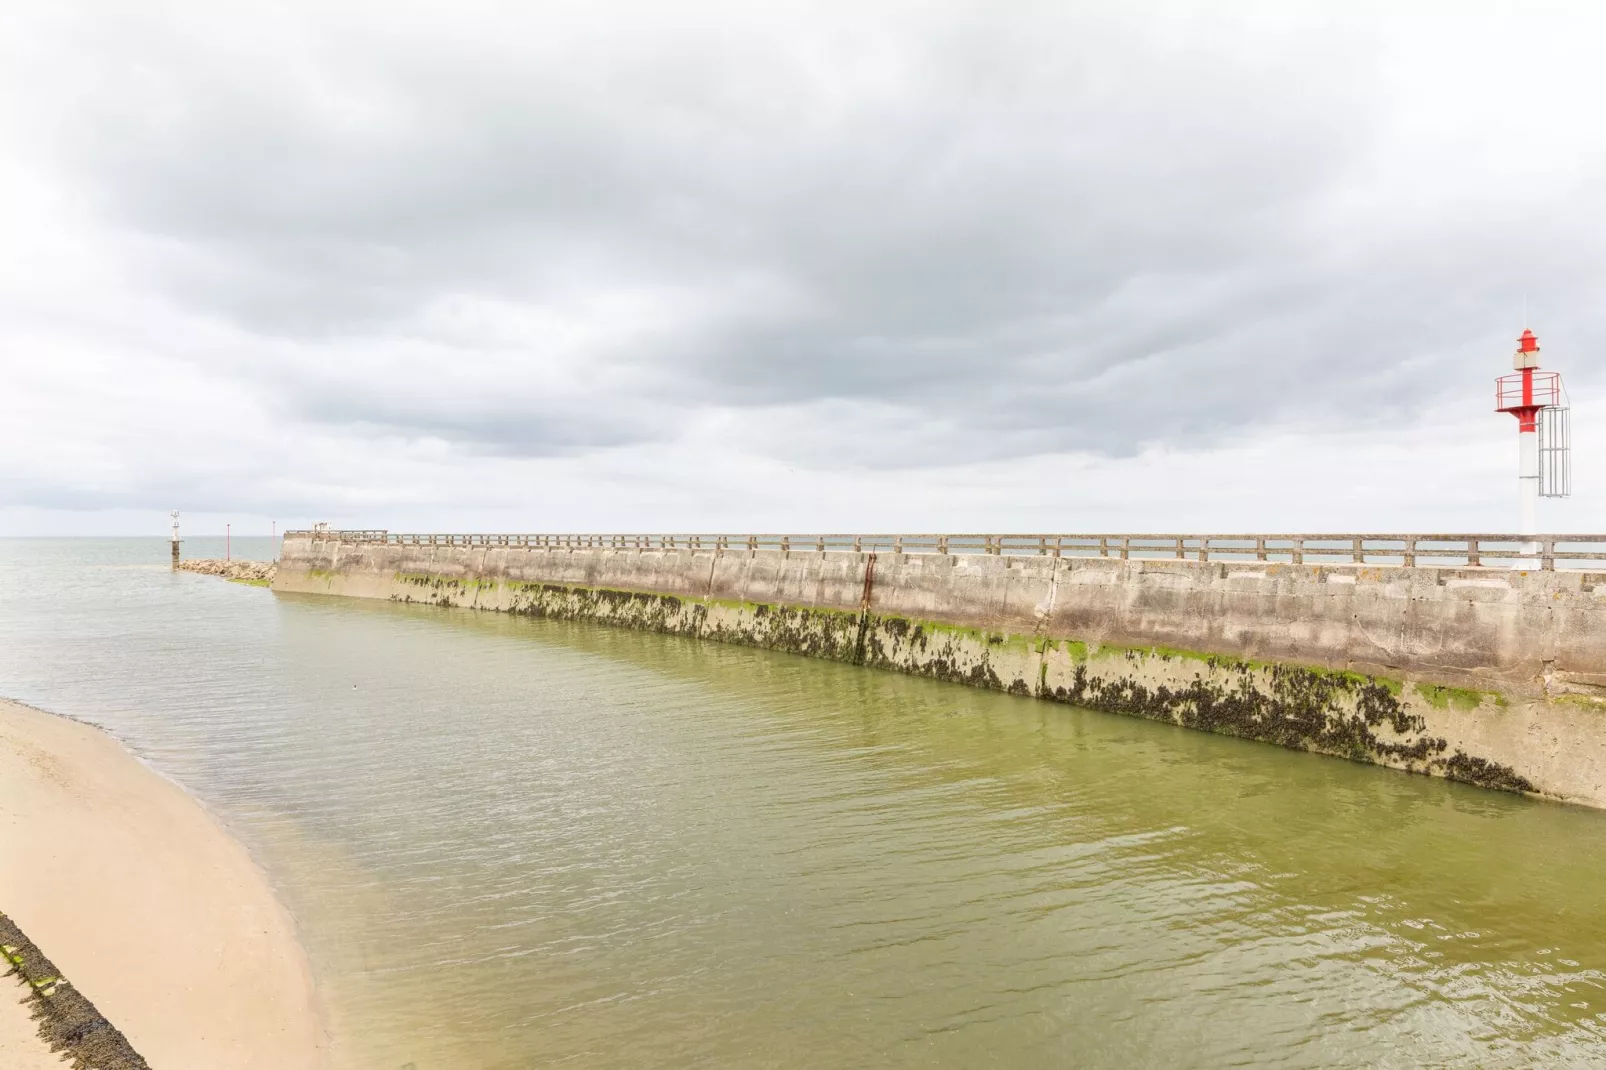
[0,698,325,1068]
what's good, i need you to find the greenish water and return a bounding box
[2,539,1605,1068]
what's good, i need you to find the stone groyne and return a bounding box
[177,558,276,584]
[274,532,1606,808]
[2,911,151,1070]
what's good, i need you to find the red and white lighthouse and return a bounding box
[1495,328,1569,553]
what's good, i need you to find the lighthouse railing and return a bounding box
[1496,370,1564,411]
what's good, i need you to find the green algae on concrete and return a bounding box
[1414,683,1492,711]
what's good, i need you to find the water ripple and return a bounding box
[3,539,1606,1068]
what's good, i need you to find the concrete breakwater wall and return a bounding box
[275,533,1606,808]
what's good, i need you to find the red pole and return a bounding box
[226,523,231,562]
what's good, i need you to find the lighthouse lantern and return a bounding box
[1514,328,1541,369]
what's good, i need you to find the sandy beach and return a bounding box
[0,698,325,1068]
[0,968,62,1070]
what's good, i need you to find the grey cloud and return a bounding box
[9,2,1606,479]
[291,393,666,458]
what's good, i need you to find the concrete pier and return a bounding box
[275,531,1606,807]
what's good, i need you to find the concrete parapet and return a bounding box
[275,535,1606,808]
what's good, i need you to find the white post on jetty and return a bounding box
[170,510,181,569]
[1520,423,1539,553]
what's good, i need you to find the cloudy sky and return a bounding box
[2,2,1604,537]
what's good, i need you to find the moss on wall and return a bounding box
[1414,683,1493,711]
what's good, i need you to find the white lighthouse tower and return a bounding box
[1495,328,1569,558]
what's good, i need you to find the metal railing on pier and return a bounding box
[283,530,1606,571]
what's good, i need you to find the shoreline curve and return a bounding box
[0,697,326,1068]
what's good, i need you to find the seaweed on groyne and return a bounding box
[1,910,151,1069]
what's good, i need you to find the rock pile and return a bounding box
[176,558,277,583]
